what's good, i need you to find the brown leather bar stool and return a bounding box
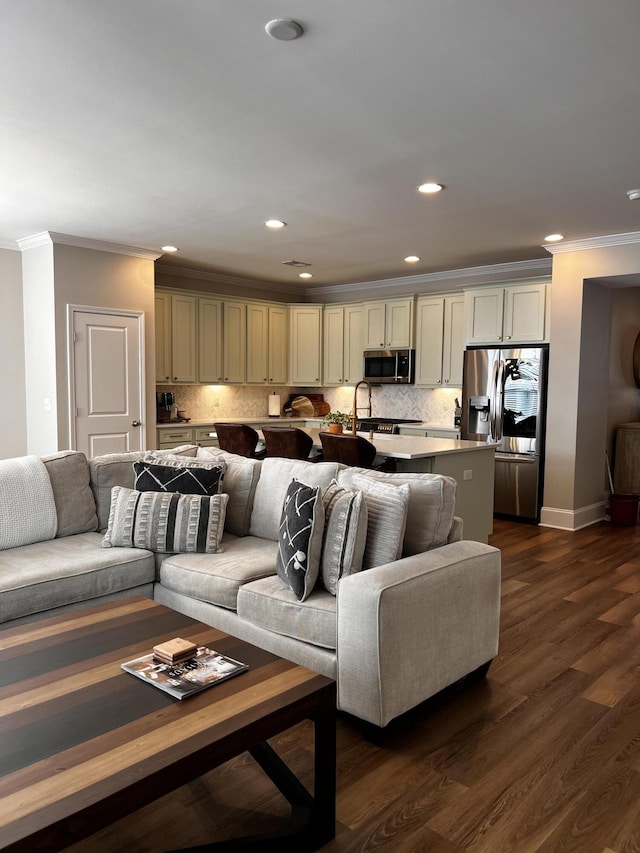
[262,426,315,461]
[214,423,266,458]
[318,431,378,468]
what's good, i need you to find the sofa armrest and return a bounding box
[336,540,500,727]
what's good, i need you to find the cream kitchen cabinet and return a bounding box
[222,301,246,383]
[323,304,363,385]
[289,305,323,385]
[415,294,464,387]
[155,292,172,382]
[363,297,414,349]
[465,281,548,344]
[156,293,198,384]
[198,297,223,383]
[246,304,288,385]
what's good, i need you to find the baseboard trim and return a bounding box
[539,501,606,531]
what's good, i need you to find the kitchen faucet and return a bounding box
[351,380,373,434]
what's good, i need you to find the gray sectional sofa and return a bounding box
[0,446,501,728]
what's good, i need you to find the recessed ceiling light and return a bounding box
[404,255,421,263]
[627,189,640,201]
[264,219,286,229]
[545,233,564,242]
[265,19,304,41]
[161,245,178,252]
[417,182,444,194]
[298,272,313,279]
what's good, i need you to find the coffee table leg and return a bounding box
[183,705,336,852]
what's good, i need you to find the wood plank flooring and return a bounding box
[68,519,640,852]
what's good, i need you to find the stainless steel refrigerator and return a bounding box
[461,345,549,522]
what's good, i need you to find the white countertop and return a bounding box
[157,417,459,430]
[302,428,494,460]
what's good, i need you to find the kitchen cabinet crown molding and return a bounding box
[155,263,300,297]
[543,231,640,254]
[17,231,163,260]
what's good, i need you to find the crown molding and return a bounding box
[0,239,19,251]
[543,231,640,254]
[155,263,304,296]
[16,231,163,260]
[305,257,552,299]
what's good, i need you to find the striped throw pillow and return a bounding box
[101,487,228,553]
[352,475,410,569]
[320,480,368,595]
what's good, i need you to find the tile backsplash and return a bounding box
[158,384,462,427]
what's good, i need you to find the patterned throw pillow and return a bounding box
[133,459,224,496]
[351,474,410,568]
[102,487,228,553]
[276,479,325,601]
[320,480,368,595]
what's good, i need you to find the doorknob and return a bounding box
[131,420,141,427]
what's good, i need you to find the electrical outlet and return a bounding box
[463,469,473,480]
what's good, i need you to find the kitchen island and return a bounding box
[302,428,496,543]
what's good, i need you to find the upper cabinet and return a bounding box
[246,304,288,385]
[415,294,465,387]
[289,305,323,386]
[323,304,364,385]
[223,301,246,383]
[156,290,201,384]
[198,297,223,383]
[465,281,548,344]
[363,297,414,349]
[155,292,172,383]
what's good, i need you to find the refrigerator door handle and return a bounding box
[494,360,505,441]
[497,452,537,463]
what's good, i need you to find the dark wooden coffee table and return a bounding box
[0,597,336,852]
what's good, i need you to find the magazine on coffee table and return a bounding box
[121,646,248,699]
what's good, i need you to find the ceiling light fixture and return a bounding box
[404,255,421,263]
[264,219,286,229]
[627,189,640,201]
[265,19,304,41]
[298,272,313,279]
[544,233,564,242]
[417,182,444,194]
[161,245,178,252]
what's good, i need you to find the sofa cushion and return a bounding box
[159,534,278,610]
[0,455,58,550]
[276,479,324,602]
[320,480,368,595]
[249,459,339,541]
[197,448,262,537]
[350,474,410,569]
[0,532,155,623]
[237,576,337,650]
[338,468,456,555]
[42,450,98,537]
[134,458,225,496]
[90,446,197,531]
[102,487,228,554]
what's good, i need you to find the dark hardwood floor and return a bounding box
[69,519,640,852]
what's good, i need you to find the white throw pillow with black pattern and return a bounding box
[320,480,368,595]
[276,479,325,601]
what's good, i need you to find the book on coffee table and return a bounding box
[121,646,248,699]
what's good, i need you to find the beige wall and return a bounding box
[0,248,27,458]
[20,240,156,455]
[543,243,640,528]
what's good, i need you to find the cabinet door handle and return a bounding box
[380,342,384,346]
[506,335,511,340]
[165,375,169,380]
[444,379,449,383]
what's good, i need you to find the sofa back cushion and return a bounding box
[337,468,457,556]
[42,450,98,537]
[196,447,262,537]
[249,458,340,541]
[0,455,58,549]
[89,446,198,531]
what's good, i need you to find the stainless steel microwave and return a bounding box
[363,349,415,384]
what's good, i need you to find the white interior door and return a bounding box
[72,309,144,457]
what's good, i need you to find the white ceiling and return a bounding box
[2,1,640,291]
